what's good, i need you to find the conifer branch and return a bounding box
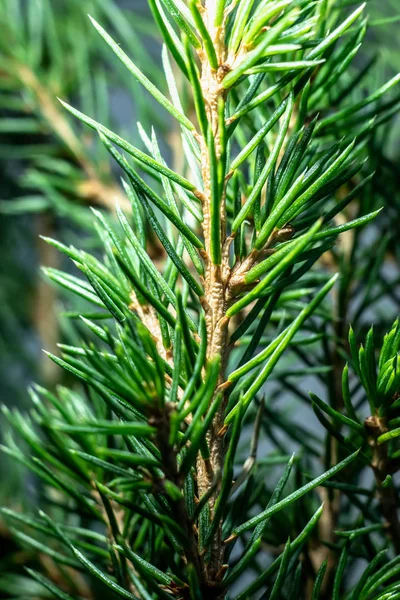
[1,1,400,598]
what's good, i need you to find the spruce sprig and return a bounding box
[2,0,400,598]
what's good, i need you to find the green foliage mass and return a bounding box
[1,0,400,598]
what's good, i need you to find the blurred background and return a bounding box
[0,0,399,595]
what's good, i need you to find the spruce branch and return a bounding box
[1,0,400,598]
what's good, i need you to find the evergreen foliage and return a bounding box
[1,0,400,598]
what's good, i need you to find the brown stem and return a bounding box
[15,62,130,213]
[34,214,60,384]
[193,2,233,584]
[151,406,210,595]
[365,415,400,554]
[308,203,359,596]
